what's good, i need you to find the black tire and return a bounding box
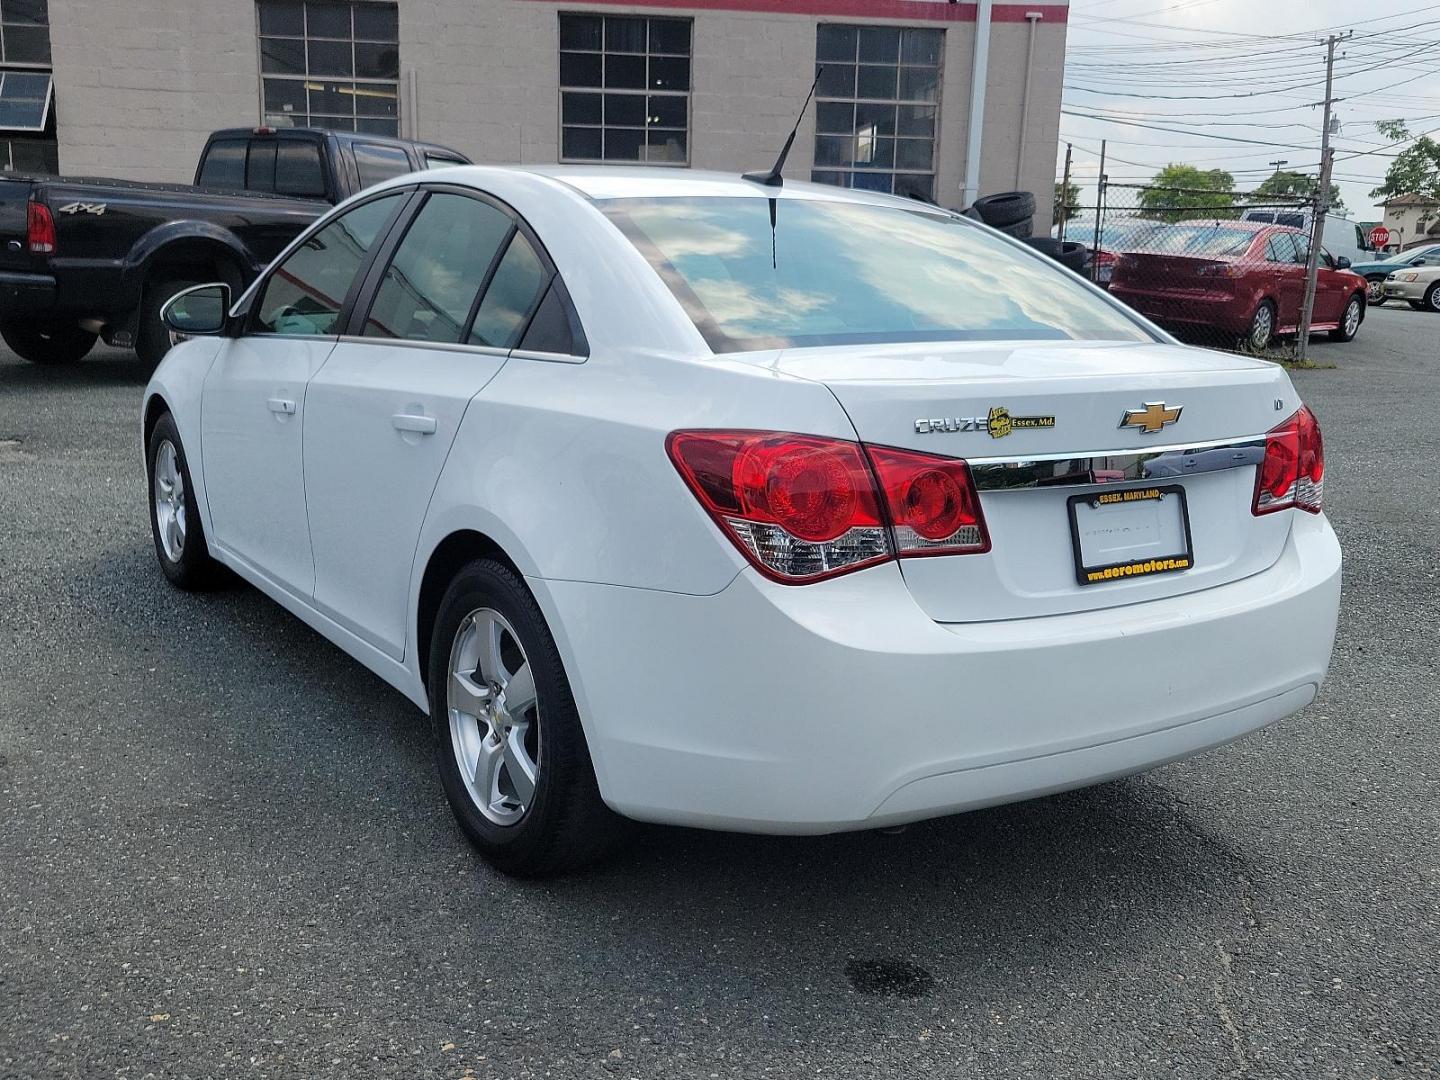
[997,217,1033,239]
[972,191,1036,228]
[1022,237,1088,274]
[1329,294,1364,342]
[1365,275,1388,306]
[146,412,225,590]
[1243,300,1276,352]
[1424,283,1440,313]
[428,558,618,877]
[0,318,97,365]
[959,206,984,222]
[136,277,203,369]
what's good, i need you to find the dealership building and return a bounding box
[12,0,1067,218]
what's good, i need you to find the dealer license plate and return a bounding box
[1068,486,1193,587]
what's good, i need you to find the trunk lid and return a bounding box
[757,339,1296,623]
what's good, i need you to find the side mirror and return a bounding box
[1334,256,1351,270]
[161,283,230,337]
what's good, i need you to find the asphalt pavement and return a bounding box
[2,305,1437,1079]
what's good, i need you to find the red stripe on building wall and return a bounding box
[523,0,1068,23]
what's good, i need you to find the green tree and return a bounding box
[1369,121,1440,203]
[1250,170,1346,215]
[1139,164,1236,222]
[1054,179,1081,223]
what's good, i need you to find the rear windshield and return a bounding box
[1137,225,1257,257]
[602,196,1153,353]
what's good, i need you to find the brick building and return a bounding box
[17,0,1068,219]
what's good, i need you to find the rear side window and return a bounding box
[1265,233,1297,264]
[254,193,404,336]
[197,139,246,189]
[425,154,464,170]
[354,142,413,189]
[274,141,326,198]
[470,233,548,349]
[362,192,514,343]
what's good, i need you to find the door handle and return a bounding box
[391,413,437,435]
[266,397,296,415]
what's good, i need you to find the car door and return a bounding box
[200,191,407,598]
[1314,247,1347,322]
[1263,232,1303,326]
[303,187,560,659]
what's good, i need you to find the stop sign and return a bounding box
[1369,225,1391,248]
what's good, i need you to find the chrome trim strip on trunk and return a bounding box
[967,435,1267,492]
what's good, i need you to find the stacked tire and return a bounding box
[970,191,1035,238]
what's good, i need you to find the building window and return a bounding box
[257,0,400,136]
[559,13,691,165]
[0,0,53,172]
[811,25,942,201]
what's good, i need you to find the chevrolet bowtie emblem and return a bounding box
[1120,401,1183,434]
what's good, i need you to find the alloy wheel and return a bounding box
[1430,287,1440,312]
[1250,305,1273,350]
[447,608,541,826]
[153,440,187,562]
[1344,299,1361,337]
[1366,279,1383,303]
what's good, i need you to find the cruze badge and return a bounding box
[1120,401,1183,434]
[915,405,1056,439]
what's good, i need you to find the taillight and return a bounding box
[667,430,991,583]
[865,445,990,556]
[1253,405,1324,516]
[26,201,55,254]
[667,430,890,582]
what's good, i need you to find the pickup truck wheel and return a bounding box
[0,319,98,365]
[136,277,202,368]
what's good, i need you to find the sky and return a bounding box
[1055,0,1440,225]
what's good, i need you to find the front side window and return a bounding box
[257,0,400,135]
[558,13,690,165]
[254,192,402,335]
[604,196,1152,353]
[362,193,514,343]
[811,25,942,201]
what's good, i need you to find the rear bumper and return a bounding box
[534,512,1342,833]
[1108,285,1248,332]
[0,269,57,316]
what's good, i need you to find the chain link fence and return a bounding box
[1056,182,1321,354]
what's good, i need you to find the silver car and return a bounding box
[1382,263,1440,311]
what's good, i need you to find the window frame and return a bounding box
[557,12,693,168]
[809,23,945,201]
[255,0,401,136]
[341,182,590,358]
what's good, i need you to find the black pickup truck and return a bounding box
[0,126,468,367]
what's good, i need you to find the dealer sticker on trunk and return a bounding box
[1068,486,1194,586]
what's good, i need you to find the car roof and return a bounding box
[440,164,950,211]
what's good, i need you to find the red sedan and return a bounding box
[1108,221,1368,350]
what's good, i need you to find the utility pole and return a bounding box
[1269,158,1288,175]
[1060,142,1073,242]
[1296,32,1348,361]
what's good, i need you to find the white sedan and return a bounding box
[144,167,1341,876]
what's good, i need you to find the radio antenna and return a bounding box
[742,66,824,188]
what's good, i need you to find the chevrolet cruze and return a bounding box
[143,167,1342,875]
